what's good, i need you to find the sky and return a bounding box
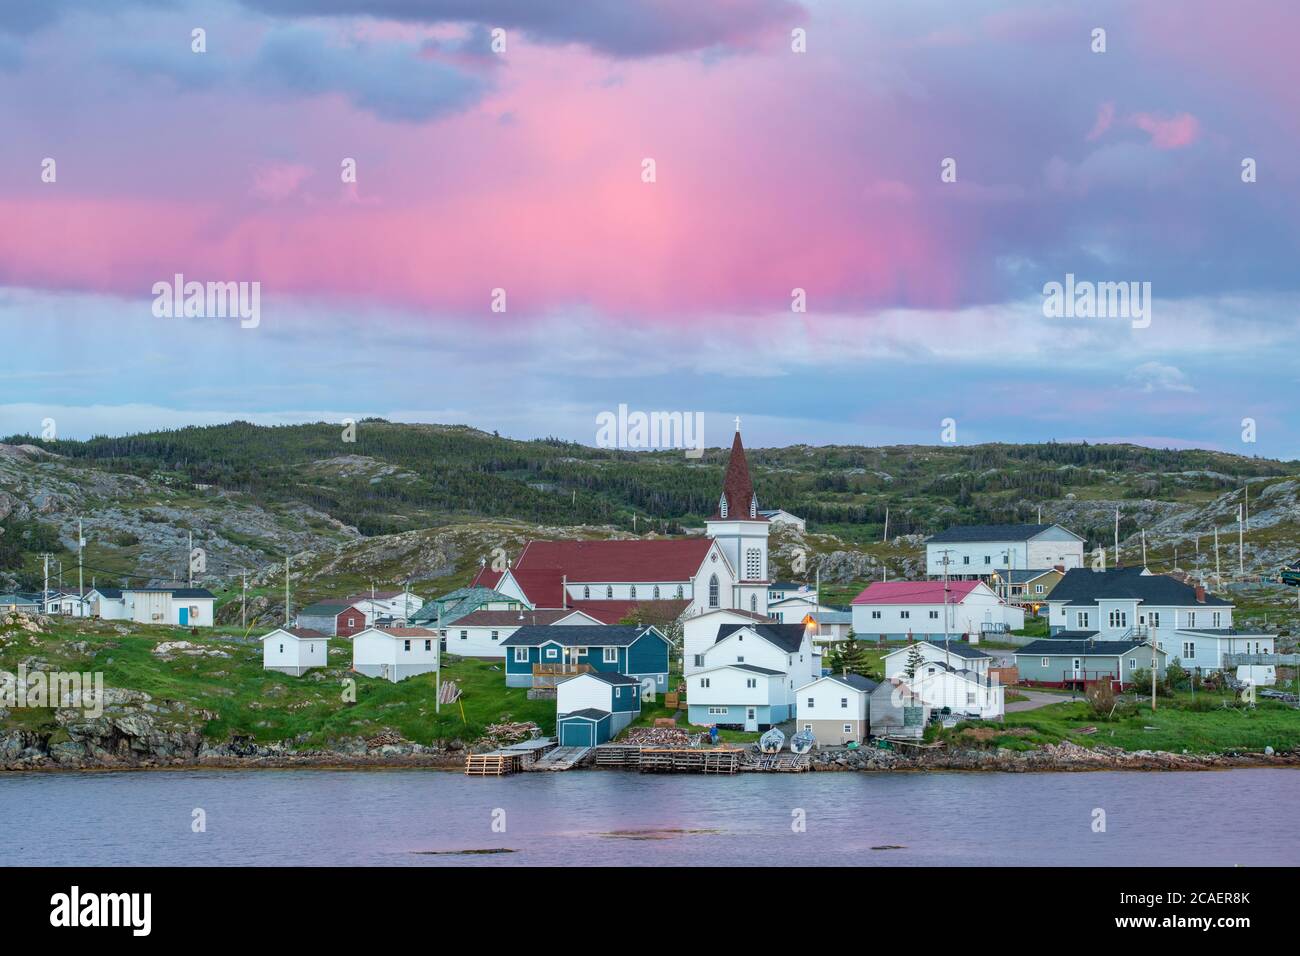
[1,0,1297,457]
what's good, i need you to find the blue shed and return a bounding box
[557,709,613,746]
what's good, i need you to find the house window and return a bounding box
[701,678,711,689]
[900,611,910,620]
[1041,657,1050,667]
[629,586,637,600]
[708,575,719,608]
[1182,642,1195,659]
[871,610,881,620]
[545,647,558,659]
[708,706,726,715]
[279,644,284,654]
[1149,612,1160,627]
[962,556,970,565]
[842,723,852,735]
[693,654,704,667]
[603,647,618,663]
[984,555,991,565]
[653,586,660,600]
[1035,584,1044,594]
[606,586,614,599]
[513,648,528,663]
[490,630,499,641]
[459,630,467,641]
[746,678,756,688]
[745,548,761,580]
[1108,610,1127,628]
[736,655,744,663]
[1187,612,1196,628]
[928,610,939,620]
[403,640,411,651]
[675,585,684,599]
[615,687,622,698]
[1212,612,1221,627]
[1077,612,1089,628]
[1129,658,1137,669]
[840,698,848,708]
[576,647,588,658]
[424,640,432,651]
[347,617,355,627]
[583,586,590,599]
[806,697,815,707]
[966,692,976,705]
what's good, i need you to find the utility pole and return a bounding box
[42,553,50,612]
[1114,508,1120,567]
[77,518,85,616]
[882,507,889,544]
[188,531,193,587]
[284,554,291,627]
[1237,503,1245,578]
[1141,529,1147,569]
[435,604,443,714]
[1214,526,1221,587]
[241,569,247,629]
[937,548,954,669]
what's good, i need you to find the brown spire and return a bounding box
[713,427,765,521]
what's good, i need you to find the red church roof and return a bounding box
[515,538,714,583]
[851,580,985,605]
[711,429,766,521]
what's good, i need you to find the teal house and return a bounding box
[556,672,642,746]
[500,625,671,690]
[1015,635,1167,689]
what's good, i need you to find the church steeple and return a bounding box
[713,425,764,521]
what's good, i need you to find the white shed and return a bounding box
[261,627,329,676]
[352,627,440,683]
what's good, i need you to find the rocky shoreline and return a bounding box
[5,721,1298,774]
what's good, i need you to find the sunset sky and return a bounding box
[2,0,1297,457]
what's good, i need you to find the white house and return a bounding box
[768,593,839,624]
[910,665,1004,719]
[759,509,806,531]
[686,622,820,730]
[345,589,424,623]
[795,673,877,745]
[122,587,216,627]
[851,580,1023,641]
[802,610,852,643]
[683,607,774,677]
[882,639,994,680]
[352,626,440,682]
[44,589,91,617]
[447,608,601,657]
[261,627,329,676]
[87,587,127,620]
[926,523,1085,579]
[1047,568,1272,673]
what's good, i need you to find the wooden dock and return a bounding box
[638,747,741,774]
[594,744,644,767]
[464,751,525,776]
[529,746,593,771]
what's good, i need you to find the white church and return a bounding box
[470,425,772,619]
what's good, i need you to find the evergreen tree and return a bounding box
[904,641,925,680]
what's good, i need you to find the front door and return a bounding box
[179,607,189,626]
[1072,658,1082,679]
[744,708,758,732]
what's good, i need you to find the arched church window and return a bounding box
[629,586,637,600]
[750,594,758,613]
[708,575,719,608]
[719,494,728,518]
[653,586,660,600]
[583,586,590,599]
[606,586,614,599]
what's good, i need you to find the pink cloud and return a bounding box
[1129,111,1201,149]
[250,163,313,201]
[1086,101,1115,141]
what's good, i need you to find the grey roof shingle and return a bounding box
[884,639,992,660]
[928,523,1064,543]
[823,673,879,692]
[716,623,806,653]
[1017,638,1160,657]
[559,708,611,721]
[1048,568,1232,607]
[500,625,660,648]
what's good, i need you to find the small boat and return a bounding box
[789,729,815,754]
[758,728,785,753]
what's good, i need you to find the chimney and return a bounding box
[1194,584,1206,603]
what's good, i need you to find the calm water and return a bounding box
[0,768,1295,866]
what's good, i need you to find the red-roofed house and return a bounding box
[851,579,1024,641]
[465,425,773,620]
